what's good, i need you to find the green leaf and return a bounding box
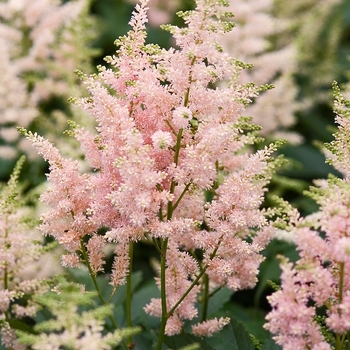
[254,239,299,304]
[205,318,255,350]
[110,270,144,306]
[7,319,38,335]
[208,300,269,342]
[164,334,214,349]
[262,338,282,350]
[206,287,233,318]
[131,280,160,326]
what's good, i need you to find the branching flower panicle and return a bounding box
[24,0,281,343]
[265,83,350,350]
[0,156,51,349]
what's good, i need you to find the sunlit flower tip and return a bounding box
[191,317,230,337]
[172,107,193,129]
[151,130,173,150]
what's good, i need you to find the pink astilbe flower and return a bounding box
[265,84,350,349]
[192,317,230,337]
[265,257,334,350]
[1,322,26,350]
[0,157,50,349]
[86,235,105,275]
[26,0,280,337]
[25,133,97,257]
[108,239,131,287]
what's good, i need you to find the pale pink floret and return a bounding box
[61,254,80,268]
[265,260,331,349]
[86,235,105,275]
[332,237,350,263]
[110,241,130,287]
[0,323,26,350]
[192,317,230,337]
[327,292,350,334]
[172,107,193,129]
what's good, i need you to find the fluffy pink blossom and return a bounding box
[0,323,26,350]
[109,241,130,287]
[85,235,105,275]
[265,259,333,350]
[192,317,230,337]
[27,0,280,337]
[0,157,51,348]
[265,84,350,348]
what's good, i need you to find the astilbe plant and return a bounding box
[0,156,52,350]
[264,82,350,350]
[22,0,282,348]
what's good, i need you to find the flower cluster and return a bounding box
[265,83,350,349]
[0,157,50,349]
[24,0,281,338]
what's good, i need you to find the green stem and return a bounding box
[166,119,177,136]
[338,262,344,304]
[174,129,183,167]
[4,261,8,291]
[335,333,345,350]
[201,273,209,322]
[80,240,128,350]
[335,263,345,350]
[156,237,169,350]
[152,237,162,254]
[183,56,196,107]
[172,182,191,212]
[126,241,134,346]
[156,54,196,348]
[157,235,223,348]
[208,286,222,298]
[80,240,106,305]
[167,265,208,318]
